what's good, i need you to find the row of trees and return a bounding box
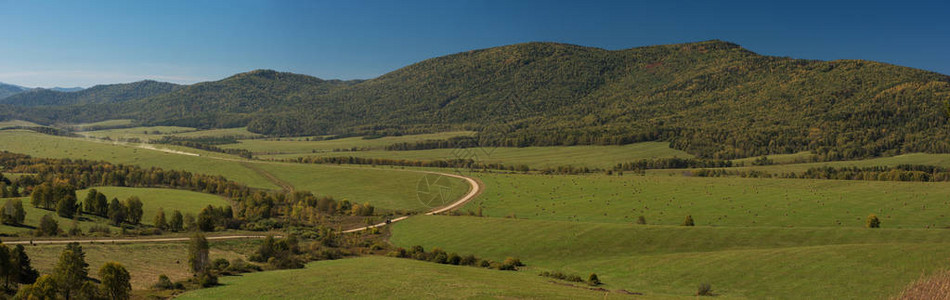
[0,152,376,231]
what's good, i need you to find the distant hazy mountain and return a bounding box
[0,82,29,99]
[3,40,949,159]
[0,80,180,106]
[49,87,84,92]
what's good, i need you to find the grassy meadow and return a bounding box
[463,172,950,228]
[24,239,254,289]
[177,256,641,300]
[392,216,950,299]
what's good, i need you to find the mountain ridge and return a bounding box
[2,40,948,159]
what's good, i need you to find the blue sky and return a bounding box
[1,0,948,87]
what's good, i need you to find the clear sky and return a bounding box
[1,0,948,88]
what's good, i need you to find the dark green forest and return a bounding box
[2,40,949,159]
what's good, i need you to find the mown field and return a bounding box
[463,172,950,228]
[0,130,466,212]
[392,216,950,299]
[24,239,255,289]
[223,131,476,154]
[80,126,262,141]
[0,187,228,234]
[177,256,640,300]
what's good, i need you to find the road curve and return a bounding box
[343,171,481,233]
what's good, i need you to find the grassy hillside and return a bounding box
[0,187,227,234]
[0,130,467,212]
[392,216,950,299]
[178,256,638,299]
[463,172,950,228]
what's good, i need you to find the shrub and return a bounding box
[697,283,714,296]
[460,255,477,266]
[503,257,525,267]
[211,258,230,272]
[152,274,176,290]
[682,215,695,226]
[478,259,491,268]
[636,215,646,225]
[866,214,881,228]
[197,272,218,287]
[447,253,461,265]
[588,273,602,286]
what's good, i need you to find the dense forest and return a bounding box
[2,40,949,159]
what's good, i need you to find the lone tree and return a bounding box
[54,242,89,300]
[866,214,881,228]
[188,233,210,275]
[682,215,695,226]
[12,244,39,284]
[99,262,131,300]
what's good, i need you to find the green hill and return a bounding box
[0,80,180,106]
[6,40,950,159]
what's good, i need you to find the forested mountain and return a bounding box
[3,40,949,159]
[125,69,362,128]
[0,80,180,106]
[0,82,28,99]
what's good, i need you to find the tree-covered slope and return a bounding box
[0,80,180,106]
[255,40,950,159]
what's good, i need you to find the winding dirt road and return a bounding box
[343,171,482,233]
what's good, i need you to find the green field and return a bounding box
[69,119,134,130]
[463,172,950,228]
[252,163,470,212]
[223,131,476,154]
[257,141,693,170]
[80,125,263,141]
[79,126,197,141]
[392,216,950,299]
[0,187,227,234]
[178,256,639,299]
[0,130,467,212]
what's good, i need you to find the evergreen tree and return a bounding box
[54,242,89,300]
